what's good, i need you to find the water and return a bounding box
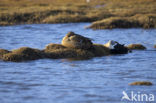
[0,23,156,103]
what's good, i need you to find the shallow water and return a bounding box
[0,23,156,103]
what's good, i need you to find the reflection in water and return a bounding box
[0,23,156,103]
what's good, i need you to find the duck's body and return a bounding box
[62,32,93,49]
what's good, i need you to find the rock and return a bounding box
[92,44,110,56]
[45,43,66,51]
[45,48,94,59]
[44,43,95,59]
[0,49,10,59]
[1,43,112,62]
[2,53,26,62]
[44,43,110,59]
[104,40,129,54]
[127,44,146,50]
[129,81,153,86]
[2,47,45,62]
[154,45,156,48]
[86,14,156,29]
[86,17,133,29]
[62,32,93,49]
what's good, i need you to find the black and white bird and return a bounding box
[104,40,129,54]
[104,40,118,49]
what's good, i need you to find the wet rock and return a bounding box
[62,32,93,49]
[0,49,10,59]
[127,44,146,50]
[2,47,45,62]
[129,81,153,86]
[154,45,156,48]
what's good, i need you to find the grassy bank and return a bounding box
[0,0,156,28]
[87,14,156,29]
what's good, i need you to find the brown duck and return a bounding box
[62,32,93,49]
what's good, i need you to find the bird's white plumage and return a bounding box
[104,40,118,49]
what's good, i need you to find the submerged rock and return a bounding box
[127,44,146,50]
[2,47,45,62]
[62,32,93,49]
[129,81,153,86]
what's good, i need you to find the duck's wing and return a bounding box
[70,35,81,42]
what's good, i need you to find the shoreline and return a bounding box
[1,13,156,29]
[0,0,156,29]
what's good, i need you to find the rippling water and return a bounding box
[0,23,156,103]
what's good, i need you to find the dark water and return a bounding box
[0,23,156,103]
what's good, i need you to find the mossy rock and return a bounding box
[127,44,146,50]
[86,17,137,29]
[2,53,27,62]
[2,47,45,62]
[45,43,66,51]
[87,14,156,29]
[129,81,153,86]
[44,43,110,59]
[45,48,95,59]
[1,43,111,62]
[92,44,110,56]
[0,49,10,59]
[1,42,126,62]
[1,43,112,62]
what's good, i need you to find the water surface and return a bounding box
[0,23,156,103]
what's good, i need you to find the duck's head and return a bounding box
[109,40,118,46]
[66,32,75,37]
